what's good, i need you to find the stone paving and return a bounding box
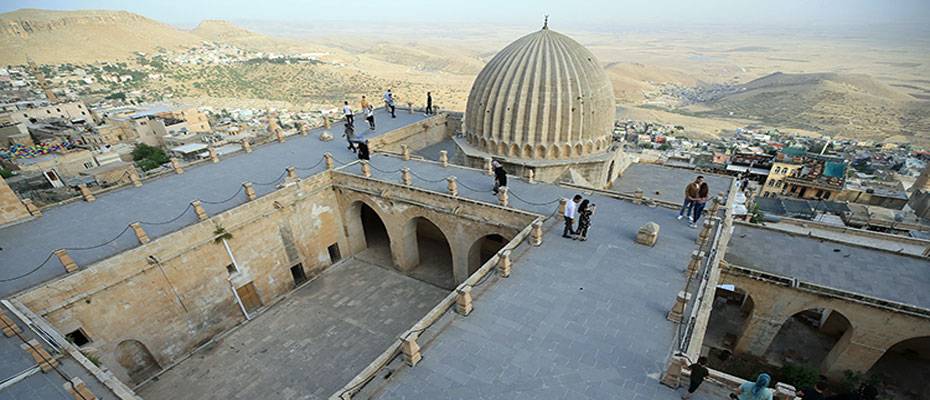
[611,163,732,205]
[137,255,447,400]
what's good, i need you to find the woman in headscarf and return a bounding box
[734,373,773,400]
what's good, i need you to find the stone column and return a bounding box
[667,291,691,323]
[22,199,41,217]
[820,329,887,380]
[439,150,449,167]
[498,249,512,277]
[447,176,458,197]
[660,355,686,388]
[209,146,219,163]
[129,169,142,187]
[241,140,252,153]
[243,182,256,201]
[734,312,784,356]
[324,153,335,170]
[401,168,412,186]
[170,157,184,174]
[130,222,149,244]
[323,116,331,129]
[401,144,411,161]
[498,186,509,207]
[192,200,208,221]
[360,161,371,178]
[54,249,78,273]
[400,335,422,366]
[531,221,543,246]
[456,286,473,316]
[686,250,705,278]
[484,157,493,176]
[78,184,95,202]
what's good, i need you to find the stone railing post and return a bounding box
[498,249,512,277]
[401,168,412,186]
[527,168,535,184]
[360,161,371,178]
[54,249,78,273]
[241,139,252,153]
[531,221,543,246]
[484,157,493,176]
[324,153,335,170]
[456,286,473,316]
[633,188,644,205]
[63,377,96,400]
[275,129,285,143]
[192,200,208,221]
[400,335,422,366]
[130,222,149,244]
[660,355,686,388]
[300,122,310,136]
[323,115,331,129]
[498,186,509,207]
[697,220,714,247]
[447,176,458,197]
[686,250,705,278]
[22,199,41,217]
[286,166,298,182]
[170,157,184,174]
[439,150,449,167]
[243,182,256,201]
[401,144,411,161]
[129,169,142,187]
[667,291,691,323]
[78,184,95,202]
[209,146,219,163]
[558,198,567,215]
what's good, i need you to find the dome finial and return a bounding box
[543,15,549,30]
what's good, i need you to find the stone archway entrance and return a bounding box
[116,339,161,385]
[868,336,930,400]
[467,234,507,276]
[402,217,454,289]
[359,203,392,264]
[765,308,852,371]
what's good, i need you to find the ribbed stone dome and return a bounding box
[465,27,615,160]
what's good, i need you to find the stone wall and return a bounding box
[0,175,30,227]
[368,113,452,154]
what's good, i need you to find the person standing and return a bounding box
[563,194,582,238]
[357,140,370,161]
[425,91,433,115]
[690,177,710,228]
[677,176,702,223]
[733,373,773,400]
[360,95,370,112]
[365,104,376,130]
[343,122,357,153]
[343,101,354,126]
[383,89,396,118]
[682,356,710,400]
[575,200,596,241]
[492,160,507,194]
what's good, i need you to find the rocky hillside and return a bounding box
[0,9,201,64]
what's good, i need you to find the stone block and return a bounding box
[78,184,95,202]
[64,377,97,400]
[498,250,512,277]
[54,249,79,273]
[400,335,422,367]
[21,339,58,372]
[320,131,334,142]
[243,182,256,201]
[170,157,184,174]
[456,286,473,316]
[130,222,150,244]
[192,200,208,221]
[241,140,252,153]
[635,222,659,246]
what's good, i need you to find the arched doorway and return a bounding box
[403,217,454,289]
[116,339,161,385]
[706,284,756,354]
[765,308,852,370]
[867,336,930,400]
[359,203,391,263]
[466,234,508,276]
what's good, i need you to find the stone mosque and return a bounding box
[1,21,929,400]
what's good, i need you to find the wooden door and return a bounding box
[236,282,263,313]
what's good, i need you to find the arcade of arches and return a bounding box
[703,268,930,397]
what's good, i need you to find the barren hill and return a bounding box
[605,62,698,104]
[0,9,200,64]
[684,72,930,144]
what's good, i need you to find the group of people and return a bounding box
[684,357,880,400]
[342,122,369,160]
[342,90,435,130]
[678,175,710,228]
[563,194,596,241]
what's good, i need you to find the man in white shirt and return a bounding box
[383,89,396,118]
[343,101,354,126]
[563,194,582,238]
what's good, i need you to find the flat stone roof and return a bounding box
[611,163,732,205]
[726,223,930,310]
[0,108,428,297]
[343,156,715,400]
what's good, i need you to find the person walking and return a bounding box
[365,104,376,130]
[343,122,357,153]
[492,160,507,194]
[357,140,370,161]
[563,194,582,238]
[343,101,354,126]
[383,89,396,118]
[682,356,710,400]
[575,200,596,241]
[690,177,710,228]
[733,373,774,400]
[425,91,433,115]
[678,176,702,222]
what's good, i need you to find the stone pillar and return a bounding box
[63,377,96,400]
[660,355,686,388]
[170,157,184,174]
[401,168,412,186]
[922,245,930,258]
[241,140,252,153]
[1,311,23,337]
[243,182,256,201]
[667,291,691,323]
[209,146,219,163]
[21,339,58,372]
[527,168,535,184]
[635,222,660,246]
[23,199,41,217]
[401,144,411,161]
[686,250,705,278]
[439,150,449,167]
[275,129,285,143]
[407,102,414,114]
[324,153,335,170]
[697,220,714,247]
[734,312,784,356]
[633,188,644,205]
[129,169,142,187]
[360,161,371,178]
[456,286,473,316]
[498,249,512,277]
[192,200,208,221]
[400,335,422,366]
[54,249,78,273]
[286,166,298,182]
[130,222,149,244]
[820,330,887,380]
[498,186,509,207]
[531,221,543,246]
[300,122,310,136]
[323,115,331,129]
[484,158,493,176]
[78,184,95,202]
[447,176,458,197]
[558,198,567,215]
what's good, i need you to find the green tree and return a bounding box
[132,143,169,171]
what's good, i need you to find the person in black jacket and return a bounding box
[357,140,370,160]
[492,160,507,194]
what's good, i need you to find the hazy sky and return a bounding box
[2,0,929,27]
